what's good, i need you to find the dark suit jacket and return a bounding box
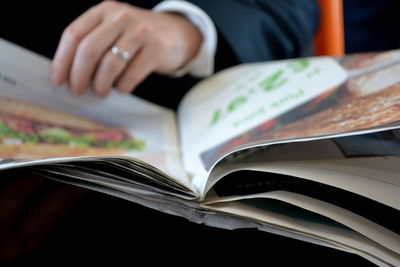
[344,0,400,53]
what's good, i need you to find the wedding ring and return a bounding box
[111,46,131,62]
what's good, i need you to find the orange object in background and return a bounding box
[314,0,345,56]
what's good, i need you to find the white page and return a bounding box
[206,201,399,266]
[205,190,400,255]
[205,156,400,209]
[0,38,188,185]
[179,58,347,154]
[177,58,347,193]
[177,51,400,196]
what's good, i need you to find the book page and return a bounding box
[206,156,400,210]
[205,200,399,266]
[205,189,400,255]
[178,51,400,193]
[0,38,187,182]
[178,56,347,192]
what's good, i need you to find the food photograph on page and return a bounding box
[0,96,145,159]
[200,51,400,169]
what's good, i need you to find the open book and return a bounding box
[0,38,399,266]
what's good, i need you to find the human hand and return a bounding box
[51,1,203,97]
[0,171,87,261]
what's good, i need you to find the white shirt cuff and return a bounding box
[153,0,217,77]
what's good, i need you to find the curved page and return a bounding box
[178,51,400,193]
[0,38,190,189]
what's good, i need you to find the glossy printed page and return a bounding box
[178,51,400,193]
[0,38,187,182]
[178,56,348,191]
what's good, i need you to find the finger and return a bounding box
[92,31,143,97]
[51,5,105,86]
[115,46,156,94]
[68,18,126,96]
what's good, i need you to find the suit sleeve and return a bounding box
[187,0,319,63]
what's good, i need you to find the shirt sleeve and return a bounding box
[153,0,217,77]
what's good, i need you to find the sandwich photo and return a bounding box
[0,96,145,159]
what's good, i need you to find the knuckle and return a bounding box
[78,40,101,60]
[136,22,150,36]
[113,8,133,23]
[153,35,170,50]
[63,26,80,44]
[98,1,117,10]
